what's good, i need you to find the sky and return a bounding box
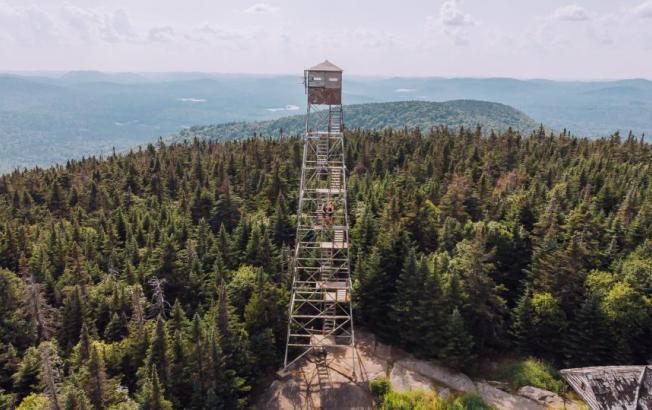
[0,0,651,79]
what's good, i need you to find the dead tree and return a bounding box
[39,342,62,410]
[148,276,170,319]
[130,285,146,333]
[23,275,55,342]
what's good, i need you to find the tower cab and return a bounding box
[305,60,343,105]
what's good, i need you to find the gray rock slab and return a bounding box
[389,362,436,392]
[476,381,545,410]
[517,386,583,410]
[397,359,477,393]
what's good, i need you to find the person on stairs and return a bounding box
[321,201,334,225]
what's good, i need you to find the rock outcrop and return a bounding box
[517,386,583,410]
[259,330,584,410]
[476,382,544,410]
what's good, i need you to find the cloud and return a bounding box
[192,25,260,50]
[440,0,475,26]
[111,9,135,38]
[428,0,476,46]
[0,4,57,45]
[99,9,136,43]
[552,4,590,21]
[244,3,279,14]
[59,4,100,41]
[58,5,135,44]
[586,14,618,45]
[148,26,175,43]
[632,0,652,18]
[350,29,396,48]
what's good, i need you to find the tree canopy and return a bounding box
[0,125,650,407]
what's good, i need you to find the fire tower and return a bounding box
[283,60,355,375]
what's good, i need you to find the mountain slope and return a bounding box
[175,100,541,141]
[1,72,650,172]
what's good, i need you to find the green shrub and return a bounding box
[450,393,493,410]
[369,377,391,403]
[382,389,442,410]
[380,389,493,410]
[511,358,565,394]
[369,377,495,409]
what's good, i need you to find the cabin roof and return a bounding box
[561,365,652,410]
[308,60,343,72]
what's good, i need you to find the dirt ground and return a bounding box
[257,331,388,409]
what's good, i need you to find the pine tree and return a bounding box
[364,229,412,341]
[61,287,85,354]
[169,331,189,409]
[515,291,567,363]
[564,294,613,366]
[210,189,240,232]
[186,315,207,408]
[512,288,535,354]
[244,280,278,372]
[271,195,294,247]
[146,317,172,392]
[451,229,506,352]
[440,308,475,370]
[389,249,423,349]
[138,369,173,410]
[440,175,472,223]
[103,312,128,342]
[77,323,92,365]
[84,345,107,409]
[168,300,190,335]
[244,223,262,267]
[416,255,447,358]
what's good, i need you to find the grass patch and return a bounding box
[450,393,493,410]
[369,378,494,410]
[510,358,566,394]
[370,377,391,404]
[382,390,442,410]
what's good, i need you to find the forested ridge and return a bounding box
[174,100,540,142]
[0,126,651,408]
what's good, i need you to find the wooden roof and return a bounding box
[561,365,652,410]
[307,60,342,72]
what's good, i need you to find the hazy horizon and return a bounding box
[3,70,652,83]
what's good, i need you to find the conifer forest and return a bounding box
[0,126,651,408]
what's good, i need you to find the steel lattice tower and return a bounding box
[283,61,355,376]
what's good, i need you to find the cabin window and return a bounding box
[328,77,339,82]
[311,76,322,81]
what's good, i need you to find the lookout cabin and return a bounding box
[304,60,342,105]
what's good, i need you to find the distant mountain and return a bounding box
[174,100,541,141]
[0,71,650,173]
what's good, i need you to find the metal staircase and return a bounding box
[328,106,342,133]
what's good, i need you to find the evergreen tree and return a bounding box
[564,294,612,366]
[440,308,475,370]
[138,369,173,410]
[84,345,108,409]
[416,255,447,358]
[145,317,172,393]
[389,249,424,349]
[271,195,294,247]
